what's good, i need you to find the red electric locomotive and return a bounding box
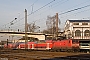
[51,39,79,52]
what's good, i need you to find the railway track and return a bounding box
[0,49,90,60]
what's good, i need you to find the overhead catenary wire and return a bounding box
[9,0,55,28]
[28,0,90,31]
[0,0,76,29]
[61,0,90,13]
[30,0,69,20]
[0,0,39,29]
[31,0,90,31]
[11,0,39,25]
[29,0,90,23]
[13,0,55,23]
[9,0,55,25]
[1,0,90,32]
[29,0,90,26]
[61,8,90,18]
[27,0,69,30]
[11,1,90,31]
[59,4,90,15]
[28,0,55,16]
[1,0,56,31]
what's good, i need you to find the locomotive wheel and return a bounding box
[56,49,60,52]
[49,49,54,52]
[73,49,79,52]
[67,49,73,52]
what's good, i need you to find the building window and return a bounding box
[75,30,81,37]
[84,30,90,36]
[82,22,88,25]
[73,23,79,25]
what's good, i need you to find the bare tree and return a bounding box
[46,15,61,34]
[27,22,40,32]
[46,15,56,34]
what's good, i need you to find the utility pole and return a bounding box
[25,9,28,50]
[56,13,58,40]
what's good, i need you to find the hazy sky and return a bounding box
[0,0,90,31]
